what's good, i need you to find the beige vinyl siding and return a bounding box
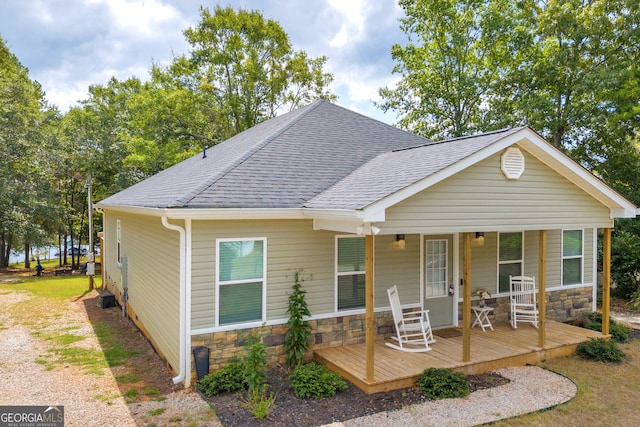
[104,211,182,372]
[375,234,420,307]
[191,220,337,330]
[102,213,122,292]
[523,230,539,278]
[546,230,562,287]
[584,229,594,285]
[190,220,418,330]
[384,148,613,233]
[465,233,499,294]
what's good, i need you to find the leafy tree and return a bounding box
[378,0,518,139]
[492,0,640,152]
[381,0,640,152]
[0,36,56,268]
[181,6,336,139]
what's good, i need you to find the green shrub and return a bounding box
[242,387,276,420]
[582,312,630,343]
[288,362,348,399]
[244,330,268,393]
[577,337,626,362]
[197,359,246,396]
[284,269,313,368]
[417,368,470,400]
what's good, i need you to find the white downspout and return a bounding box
[161,216,187,386]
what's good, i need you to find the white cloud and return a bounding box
[326,0,368,47]
[88,0,182,36]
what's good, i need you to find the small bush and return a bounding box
[582,312,630,343]
[288,362,348,399]
[417,368,470,400]
[284,269,312,368]
[577,337,626,362]
[242,387,276,419]
[198,359,246,396]
[244,331,268,393]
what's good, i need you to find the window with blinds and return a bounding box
[217,238,265,325]
[498,232,523,293]
[562,230,583,285]
[336,236,366,310]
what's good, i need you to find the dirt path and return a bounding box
[0,278,219,426]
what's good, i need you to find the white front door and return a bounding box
[424,237,454,327]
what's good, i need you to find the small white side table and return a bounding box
[471,306,494,332]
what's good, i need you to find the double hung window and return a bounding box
[217,238,266,326]
[562,230,583,285]
[336,236,366,310]
[498,232,523,293]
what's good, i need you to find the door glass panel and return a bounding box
[425,240,447,298]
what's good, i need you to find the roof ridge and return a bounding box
[436,127,523,143]
[391,127,523,153]
[170,100,325,207]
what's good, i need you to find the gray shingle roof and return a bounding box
[304,127,524,210]
[98,100,526,212]
[98,100,435,209]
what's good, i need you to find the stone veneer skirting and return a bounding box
[458,286,593,323]
[191,287,592,378]
[191,310,398,373]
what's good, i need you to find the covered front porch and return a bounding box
[315,319,602,394]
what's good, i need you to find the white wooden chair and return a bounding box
[386,285,435,352]
[509,275,539,329]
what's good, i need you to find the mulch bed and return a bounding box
[202,365,509,427]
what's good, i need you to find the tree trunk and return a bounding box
[63,233,68,266]
[0,234,7,268]
[24,243,31,269]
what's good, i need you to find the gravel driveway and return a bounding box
[0,280,218,427]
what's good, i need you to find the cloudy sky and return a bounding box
[0,0,408,124]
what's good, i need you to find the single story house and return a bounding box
[96,100,638,388]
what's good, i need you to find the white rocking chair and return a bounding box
[386,285,435,352]
[510,275,539,329]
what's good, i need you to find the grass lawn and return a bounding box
[493,338,640,425]
[0,276,125,376]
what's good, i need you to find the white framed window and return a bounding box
[336,236,366,311]
[216,238,266,326]
[425,239,448,298]
[498,231,523,293]
[116,220,122,264]
[562,229,583,286]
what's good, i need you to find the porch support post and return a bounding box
[602,228,611,336]
[538,230,547,347]
[462,232,471,362]
[365,234,375,382]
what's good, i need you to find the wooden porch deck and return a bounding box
[314,320,602,394]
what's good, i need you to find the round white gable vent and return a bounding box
[501,147,525,179]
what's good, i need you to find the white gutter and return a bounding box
[161,216,187,386]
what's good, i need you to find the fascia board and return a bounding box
[96,204,307,220]
[517,133,638,218]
